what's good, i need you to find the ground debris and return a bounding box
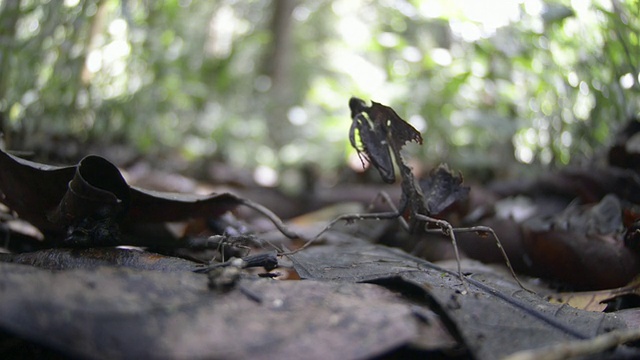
[290,242,632,360]
[0,262,445,360]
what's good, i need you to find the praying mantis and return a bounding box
[314,97,528,293]
[211,97,529,293]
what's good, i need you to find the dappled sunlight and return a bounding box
[0,0,638,180]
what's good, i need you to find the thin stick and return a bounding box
[503,328,640,360]
[415,213,469,294]
[281,190,407,256]
[238,198,301,239]
[223,198,297,253]
[281,211,401,256]
[448,225,532,293]
[280,191,409,255]
[239,197,401,256]
[367,192,470,293]
[368,190,410,230]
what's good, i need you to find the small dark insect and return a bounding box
[258,272,281,278]
[349,97,422,183]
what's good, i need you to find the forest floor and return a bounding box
[2,115,640,359]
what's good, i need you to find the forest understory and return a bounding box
[2,98,640,360]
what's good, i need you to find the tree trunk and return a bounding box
[265,0,296,150]
[0,0,22,148]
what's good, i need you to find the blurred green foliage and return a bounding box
[0,0,639,184]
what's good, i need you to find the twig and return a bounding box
[238,198,302,240]
[235,197,306,253]
[422,222,531,293]
[280,210,400,256]
[503,328,640,360]
[415,213,469,294]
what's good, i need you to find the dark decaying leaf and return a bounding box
[517,194,640,290]
[290,242,630,360]
[420,164,470,215]
[348,97,423,183]
[522,234,639,289]
[0,148,242,243]
[127,187,240,223]
[48,156,131,228]
[0,262,448,360]
[0,149,76,235]
[45,156,133,246]
[490,166,640,205]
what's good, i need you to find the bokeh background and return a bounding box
[1,0,638,190]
